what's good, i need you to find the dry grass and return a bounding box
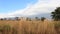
[0,20,60,34]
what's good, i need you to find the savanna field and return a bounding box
[0,0,60,34]
[0,19,60,34]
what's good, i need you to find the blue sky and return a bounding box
[0,0,37,13]
[0,0,60,18]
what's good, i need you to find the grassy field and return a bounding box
[0,20,60,34]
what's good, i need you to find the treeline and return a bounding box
[0,17,46,21]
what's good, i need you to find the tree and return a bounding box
[15,17,20,21]
[26,17,31,21]
[0,18,3,20]
[41,17,46,21]
[35,17,40,21]
[51,7,60,21]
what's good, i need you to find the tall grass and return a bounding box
[54,21,60,34]
[0,20,59,34]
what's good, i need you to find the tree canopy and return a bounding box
[51,7,60,21]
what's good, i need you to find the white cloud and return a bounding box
[0,0,60,18]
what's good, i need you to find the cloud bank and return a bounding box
[0,0,60,18]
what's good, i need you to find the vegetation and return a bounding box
[15,17,20,21]
[2,25,11,34]
[0,20,59,34]
[54,21,60,34]
[26,17,31,21]
[41,17,46,21]
[12,27,18,34]
[0,18,3,20]
[0,7,60,34]
[35,17,40,21]
[0,26,3,32]
[51,7,60,21]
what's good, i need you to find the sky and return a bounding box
[0,0,37,13]
[0,0,60,18]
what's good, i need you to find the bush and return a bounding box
[41,17,46,21]
[0,18,3,20]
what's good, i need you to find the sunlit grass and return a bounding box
[0,20,59,34]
